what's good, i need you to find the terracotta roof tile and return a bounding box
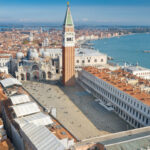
[84,67,150,106]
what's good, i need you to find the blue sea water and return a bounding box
[93,33,150,69]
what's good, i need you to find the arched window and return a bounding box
[76,60,79,63]
[42,72,46,79]
[32,65,39,71]
[48,72,51,79]
[21,74,25,80]
[27,73,30,80]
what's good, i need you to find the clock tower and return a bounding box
[62,2,75,86]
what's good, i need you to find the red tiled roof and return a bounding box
[84,67,150,106]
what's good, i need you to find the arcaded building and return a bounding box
[78,67,150,128]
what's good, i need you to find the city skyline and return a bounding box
[0,0,150,25]
[1,1,150,150]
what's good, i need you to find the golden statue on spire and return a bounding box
[67,1,69,6]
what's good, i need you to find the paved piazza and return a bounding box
[22,81,131,140]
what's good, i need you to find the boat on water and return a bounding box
[143,50,150,53]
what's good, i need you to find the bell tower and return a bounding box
[62,2,75,86]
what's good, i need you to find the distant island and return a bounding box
[143,50,150,53]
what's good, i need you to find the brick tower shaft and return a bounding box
[62,3,75,86]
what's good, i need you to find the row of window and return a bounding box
[116,107,143,128]
[136,72,150,76]
[50,54,60,57]
[76,59,104,64]
[0,58,9,61]
[89,84,147,128]
[92,76,149,114]
[81,79,147,128]
[0,63,8,67]
[116,99,149,125]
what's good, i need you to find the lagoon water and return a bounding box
[93,33,150,69]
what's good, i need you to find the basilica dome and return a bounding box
[27,48,39,60]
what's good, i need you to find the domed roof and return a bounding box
[16,52,24,59]
[27,48,39,60]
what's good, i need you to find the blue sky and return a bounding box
[0,0,150,25]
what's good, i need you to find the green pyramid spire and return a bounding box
[64,3,74,26]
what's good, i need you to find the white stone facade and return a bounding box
[0,66,8,74]
[123,66,150,80]
[0,56,10,67]
[59,48,107,72]
[15,61,56,81]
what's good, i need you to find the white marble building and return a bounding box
[0,55,11,68]
[40,48,107,72]
[123,65,150,80]
[0,55,11,74]
[0,66,8,74]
